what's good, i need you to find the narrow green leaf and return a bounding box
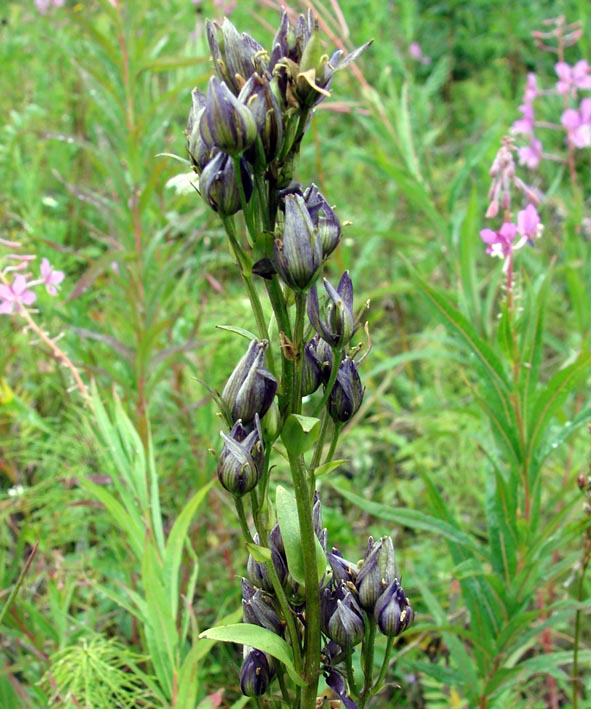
[216,325,259,341]
[329,483,484,557]
[313,459,347,477]
[199,624,305,687]
[176,640,201,709]
[163,482,213,619]
[246,543,272,564]
[527,353,591,471]
[142,540,177,701]
[276,485,326,585]
[78,479,144,562]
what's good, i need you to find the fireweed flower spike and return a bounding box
[0,275,36,314]
[308,271,355,349]
[561,98,591,149]
[480,204,542,271]
[555,59,591,95]
[40,257,65,295]
[221,339,277,424]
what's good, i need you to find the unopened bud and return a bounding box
[222,340,277,424]
[327,357,364,423]
[374,578,414,638]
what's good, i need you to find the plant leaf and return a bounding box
[199,624,305,687]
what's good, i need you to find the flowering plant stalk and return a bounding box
[187,11,414,708]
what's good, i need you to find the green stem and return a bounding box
[231,155,257,244]
[275,665,291,706]
[221,215,276,376]
[359,618,377,706]
[373,635,395,695]
[312,346,341,418]
[267,559,303,673]
[572,550,590,708]
[324,423,342,467]
[345,651,359,699]
[288,451,321,708]
[234,496,255,545]
[0,542,38,625]
[309,410,331,474]
[291,292,307,412]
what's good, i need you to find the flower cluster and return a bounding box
[512,18,591,168]
[190,11,410,707]
[0,239,64,315]
[186,11,370,215]
[34,0,65,14]
[481,138,542,272]
[239,497,414,703]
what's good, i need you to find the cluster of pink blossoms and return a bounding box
[480,204,542,271]
[34,0,64,13]
[0,243,64,315]
[513,55,591,168]
[480,139,543,271]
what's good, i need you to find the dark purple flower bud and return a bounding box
[239,74,285,165]
[328,357,364,423]
[302,337,324,396]
[325,668,358,709]
[246,532,287,591]
[273,194,323,291]
[308,272,355,349]
[242,579,284,636]
[303,184,341,258]
[201,76,257,157]
[240,648,273,697]
[270,9,312,71]
[374,578,414,638]
[221,340,277,424]
[327,547,358,585]
[356,536,397,611]
[206,18,268,96]
[217,415,264,496]
[199,151,253,216]
[186,88,213,174]
[327,589,365,649]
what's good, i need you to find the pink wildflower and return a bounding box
[40,258,65,295]
[513,74,538,136]
[516,204,542,244]
[35,0,64,13]
[409,42,431,66]
[517,136,543,169]
[480,205,542,269]
[561,98,591,148]
[0,275,37,314]
[555,60,591,95]
[480,222,517,261]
